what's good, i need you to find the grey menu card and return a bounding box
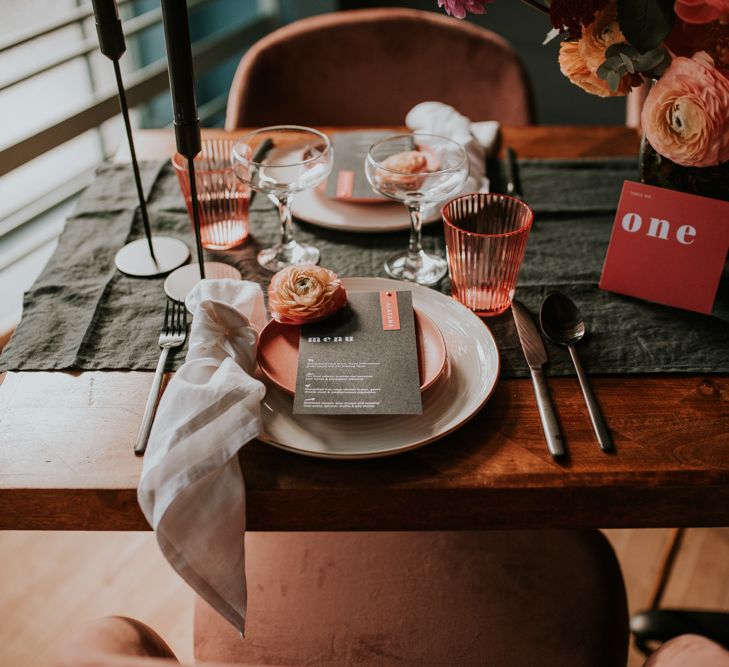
[293,291,422,415]
[325,131,392,200]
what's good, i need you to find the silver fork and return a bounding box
[134,299,188,456]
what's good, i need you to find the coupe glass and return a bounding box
[232,126,333,272]
[365,133,468,285]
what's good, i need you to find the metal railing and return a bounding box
[0,0,210,95]
[0,0,134,53]
[0,0,278,262]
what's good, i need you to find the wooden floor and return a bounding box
[0,529,727,667]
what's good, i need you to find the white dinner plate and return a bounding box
[257,277,500,459]
[291,187,441,233]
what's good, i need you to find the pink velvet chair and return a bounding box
[53,530,631,666]
[225,8,535,129]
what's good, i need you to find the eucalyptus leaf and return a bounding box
[636,47,667,71]
[606,69,621,92]
[617,0,674,53]
[620,53,636,73]
[602,56,625,71]
[606,42,641,59]
[597,62,613,81]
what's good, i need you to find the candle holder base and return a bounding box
[164,261,242,304]
[115,236,190,277]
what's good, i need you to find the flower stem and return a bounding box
[519,0,550,16]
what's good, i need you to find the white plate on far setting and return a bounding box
[257,277,500,459]
[291,187,441,233]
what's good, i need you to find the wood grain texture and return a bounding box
[1,371,727,531]
[2,126,727,532]
[604,528,729,667]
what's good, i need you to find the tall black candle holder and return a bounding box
[91,0,189,277]
[159,0,240,302]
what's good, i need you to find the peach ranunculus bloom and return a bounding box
[642,52,729,167]
[558,2,633,97]
[675,0,729,25]
[268,265,347,325]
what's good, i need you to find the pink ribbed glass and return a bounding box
[443,194,533,316]
[172,139,249,250]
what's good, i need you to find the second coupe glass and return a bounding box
[365,133,468,285]
[233,126,333,272]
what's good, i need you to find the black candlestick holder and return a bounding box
[159,0,240,302]
[92,0,189,277]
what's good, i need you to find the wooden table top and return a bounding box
[2,125,728,532]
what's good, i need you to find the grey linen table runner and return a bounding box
[2,157,727,377]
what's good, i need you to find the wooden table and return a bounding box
[2,126,728,532]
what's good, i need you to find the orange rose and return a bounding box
[558,2,633,97]
[268,265,347,325]
[642,52,729,166]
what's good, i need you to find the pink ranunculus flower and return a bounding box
[437,0,492,19]
[642,51,729,167]
[268,265,347,325]
[675,0,729,24]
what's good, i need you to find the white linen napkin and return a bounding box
[405,101,501,194]
[137,279,267,634]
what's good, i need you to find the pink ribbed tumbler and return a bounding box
[173,139,249,250]
[443,194,533,316]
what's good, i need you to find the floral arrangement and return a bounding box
[268,265,347,325]
[437,0,729,169]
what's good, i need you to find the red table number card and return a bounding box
[600,181,729,314]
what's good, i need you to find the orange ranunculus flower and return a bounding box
[579,1,626,71]
[558,2,633,97]
[642,52,729,166]
[559,41,633,97]
[268,265,347,325]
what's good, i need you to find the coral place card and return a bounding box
[600,181,729,314]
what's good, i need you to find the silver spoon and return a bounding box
[539,292,613,453]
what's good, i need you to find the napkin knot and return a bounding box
[185,279,268,372]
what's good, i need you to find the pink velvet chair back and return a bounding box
[225,8,535,128]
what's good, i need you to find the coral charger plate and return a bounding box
[256,277,500,459]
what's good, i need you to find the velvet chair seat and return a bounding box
[225,8,535,128]
[194,530,628,666]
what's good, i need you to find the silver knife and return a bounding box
[512,300,566,459]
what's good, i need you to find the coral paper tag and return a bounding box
[380,291,401,330]
[599,181,729,314]
[335,170,355,198]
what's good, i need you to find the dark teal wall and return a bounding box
[132,0,263,127]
